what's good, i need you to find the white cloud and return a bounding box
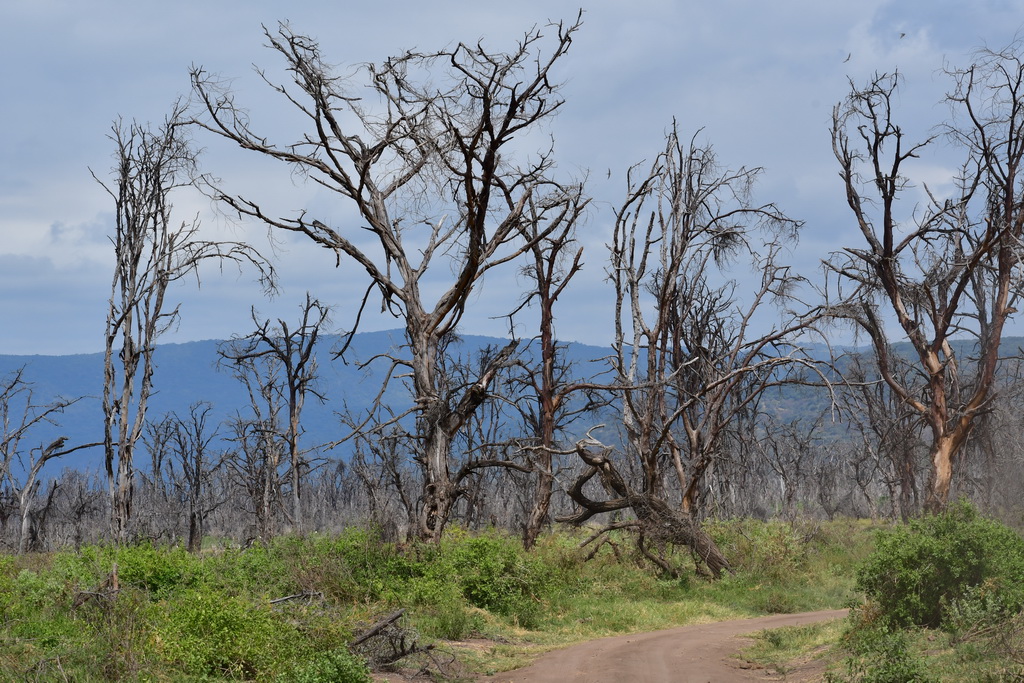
[2,0,1023,353]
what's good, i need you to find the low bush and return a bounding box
[113,542,202,595]
[827,622,937,683]
[415,600,484,640]
[288,528,422,603]
[157,588,307,678]
[856,501,1024,628]
[709,519,808,582]
[437,529,552,627]
[277,648,372,683]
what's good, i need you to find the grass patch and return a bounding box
[0,518,870,680]
[740,619,845,678]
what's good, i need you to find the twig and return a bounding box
[269,590,323,605]
[579,521,640,548]
[349,608,407,648]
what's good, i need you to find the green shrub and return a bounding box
[856,501,1024,628]
[203,543,296,598]
[158,589,305,678]
[828,624,937,683]
[943,579,1020,643]
[439,530,550,627]
[277,648,372,683]
[114,543,202,595]
[753,588,798,614]
[73,587,161,679]
[416,601,483,640]
[295,529,422,603]
[46,543,202,598]
[709,519,807,582]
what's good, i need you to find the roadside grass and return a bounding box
[740,505,1024,683]
[808,607,1024,682]
[0,517,873,681]
[740,619,845,678]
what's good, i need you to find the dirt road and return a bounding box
[481,609,848,683]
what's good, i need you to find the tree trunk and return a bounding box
[17,485,36,555]
[523,467,553,549]
[897,446,918,521]
[418,414,456,541]
[112,453,133,543]
[924,437,957,513]
[523,330,556,549]
[187,508,203,553]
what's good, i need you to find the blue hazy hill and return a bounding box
[0,330,612,473]
[7,331,1015,476]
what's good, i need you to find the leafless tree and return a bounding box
[507,187,602,547]
[558,123,819,576]
[15,439,103,553]
[136,414,180,540]
[219,294,328,532]
[97,104,271,543]
[190,17,583,540]
[346,421,419,538]
[166,403,224,552]
[837,353,924,520]
[828,49,1024,512]
[0,368,100,553]
[222,355,288,542]
[755,416,821,520]
[41,470,107,549]
[952,355,1024,513]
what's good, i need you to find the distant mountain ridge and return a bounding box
[0,330,612,473]
[2,332,1020,475]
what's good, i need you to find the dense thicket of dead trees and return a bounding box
[7,22,1024,570]
[6,366,1024,553]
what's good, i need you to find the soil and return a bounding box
[476,609,850,683]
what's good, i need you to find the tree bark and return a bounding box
[560,436,732,578]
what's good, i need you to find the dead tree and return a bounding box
[560,430,732,578]
[562,123,816,576]
[957,358,1024,512]
[837,353,924,520]
[508,188,599,547]
[828,54,1024,512]
[136,413,180,539]
[219,295,328,532]
[190,17,583,540]
[346,422,420,538]
[0,368,100,553]
[167,403,224,552]
[97,104,271,543]
[16,438,101,554]
[222,354,288,541]
[755,416,821,521]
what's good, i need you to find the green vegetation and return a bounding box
[856,500,1024,629]
[11,509,1024,682]
[0,519,869,681]
[741,503,1024,682]
[741,619,845,678]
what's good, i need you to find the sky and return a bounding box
[2,0,1023,356]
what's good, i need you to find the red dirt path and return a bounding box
[480,609,849,683]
